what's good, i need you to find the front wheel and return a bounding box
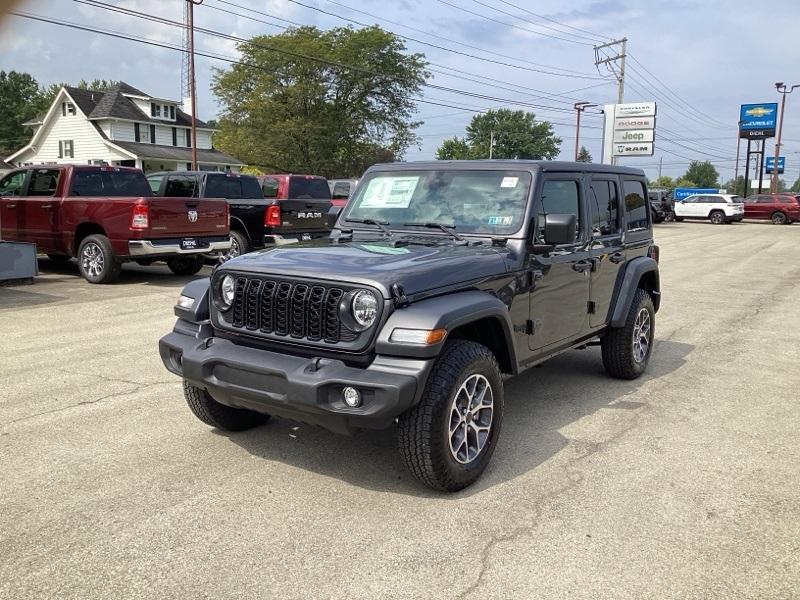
[771,211,787,225]
[398,340,503,492]
[709,210,725,224]
[166,256,205,276]
[601,288,655,380]
[77,234,121,284]
[183,381,270,431]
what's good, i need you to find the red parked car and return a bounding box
[0,165,230,283]
[742,193,800,224]
[257,174,332,203]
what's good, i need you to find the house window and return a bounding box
[185,129,192,148]
[151,102,161,118]
[169,105,175,120]
[61,102,75,116]
[150,125,156,144]
[58,140,74,159]
[172,127,177,147]
[134,123,141,143]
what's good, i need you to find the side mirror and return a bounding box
[543,213,576,246]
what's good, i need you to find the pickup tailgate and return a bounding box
[275,198,332,232]
[146,197,228,237]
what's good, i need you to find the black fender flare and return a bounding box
[174,277,211,322]
[229,216,252,242]
[375,290,518,371]
[610,257,660,327]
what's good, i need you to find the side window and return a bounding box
[0,171,28,197]
[623,179,648,231]
[539,179,581,242]
[589,179,620,236]
[28,169,61,197]
[147,174,164,194]
[261,178,279,198]
[332,181,350,199]
[758,196,773,203]
[164,176,197,197]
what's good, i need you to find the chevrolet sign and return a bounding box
[739,102,777,139]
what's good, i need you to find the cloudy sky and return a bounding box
[2,0,800,182]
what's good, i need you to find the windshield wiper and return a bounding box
[343,218,393,237]
[402,222,465,241]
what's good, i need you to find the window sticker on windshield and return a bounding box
[360,176,419,208]
[488,216,514,226]
[500,177,518,188]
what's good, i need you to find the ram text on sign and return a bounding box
[615,102,657,118]
[613,129,655,143]
[614,116,655,130]
[613,142,654,156]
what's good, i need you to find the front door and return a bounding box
[0,170,28,241]
[22,168,62,252]
[529,175,591,351]
[587,175,625,327]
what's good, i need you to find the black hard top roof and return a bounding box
[365,159,646,177]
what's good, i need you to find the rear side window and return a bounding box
[205,175,242,199]
[241,176,263,198]
[0,171,27,197]
[623,180,648,231]
[289,177,332,199]
[332,181,351,199]
[147,174,164,194]
[539,179,581,242]
[261,178,279,198]
[28,169,61,197]
[589,179,620,236]
[69,170,152,197]
[164,175,197,197]
[757,196,774,203]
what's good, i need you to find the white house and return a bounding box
[6,82,243,172]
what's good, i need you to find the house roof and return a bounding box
[110,141,244,166]
[63,82,210,128]
[0,160,14,170]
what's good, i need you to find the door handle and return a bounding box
[610,252,625,264]
[6,204,16,208]
[572,259,593,273]
[40,204,53,209]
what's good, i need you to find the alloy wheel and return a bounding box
[632,307,651,363]
[448,374,494,464]
[81,242,105,278]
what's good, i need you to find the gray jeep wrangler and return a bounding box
[159,161,660,492]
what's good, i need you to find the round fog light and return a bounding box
[342,386,362,408]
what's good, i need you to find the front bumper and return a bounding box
[159,327,433,434]
[129,237,231,257]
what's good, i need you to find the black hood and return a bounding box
[221,239,509,297]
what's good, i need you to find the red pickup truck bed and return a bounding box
[0,165,230,283]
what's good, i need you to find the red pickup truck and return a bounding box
[0,165,230,283]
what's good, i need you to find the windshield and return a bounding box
[343,170,532,235]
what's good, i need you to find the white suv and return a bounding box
[674,194,745,224]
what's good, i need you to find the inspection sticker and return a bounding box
[360,176,419,208]
[500,176,518,188]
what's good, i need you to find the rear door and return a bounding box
[22,168,63,251]
[0,170,28,241]
[588,175,624,327]
[149,173,226,238]
[742,195,759,219]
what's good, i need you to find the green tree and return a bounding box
[682,161,719,188]
[674,177,698,189]
[435,137,472,160]
[576,146,591,162]
[721,176,746,196]
[790,177,800,192]
[650,175,675,190]
[0,70,49,157]
[212,26,427,178]
[40,79,119,108]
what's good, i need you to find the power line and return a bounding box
[492,0,610,43]
[468,0,602,44]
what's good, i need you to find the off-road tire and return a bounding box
[709,210,725,225]
[771,211,787,225]
[183,381,270,431]
[77,234,121,284]
[601,288,655,380]
[167,256,205,276]
[398,340,504,492]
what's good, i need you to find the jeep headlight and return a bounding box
[351,290,378,329]
[217,274,236,311]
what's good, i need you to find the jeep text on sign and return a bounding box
[613,129,655,143]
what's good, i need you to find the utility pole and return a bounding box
[594,38,627,164]
[658,156,663,179]
[734,121,742,195]
[186,0,203,171]
[772,82,799,193]
[573,102,596,160]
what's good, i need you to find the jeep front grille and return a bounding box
[226,275,355,344]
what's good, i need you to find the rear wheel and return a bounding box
[166,255,205,276]
[601,288,655,380]
[771,211,787,225]
[183,381,270,431]
[709,210,725,224]
[398,340,503,492]
[77,234,121,284]
[225,230,250,260]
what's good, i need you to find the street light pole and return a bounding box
[771,82,799,193]
[573,102,596,161]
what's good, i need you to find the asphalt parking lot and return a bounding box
[1,221,799,600]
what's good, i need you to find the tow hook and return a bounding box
[391,283,409,307]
